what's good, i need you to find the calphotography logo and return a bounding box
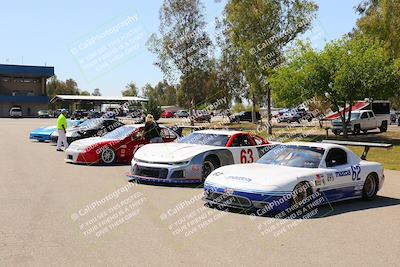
[68,7,148,82]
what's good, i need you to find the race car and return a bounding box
[65,125,179,165]
[29,119,82,142]
[129,130,275,184]
[203,141,391,213]
[51,118,124,144]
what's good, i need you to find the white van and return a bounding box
[9,107,23,118]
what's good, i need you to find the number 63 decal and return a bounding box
[240,149,254,163]
[351,165,361,181]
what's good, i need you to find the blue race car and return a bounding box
[29,119,82,142]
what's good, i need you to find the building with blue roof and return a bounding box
[0,64,54,117]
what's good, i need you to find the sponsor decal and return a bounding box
[327,173,334,182]
[315,174,321,186]
[223,188,234,195]
[228,176,252,182]
[335,170,351,177]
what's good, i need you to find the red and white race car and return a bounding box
[65,125,179,165]
[129,129,276,184]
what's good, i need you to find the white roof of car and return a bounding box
[197,129,243,136]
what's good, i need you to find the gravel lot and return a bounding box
[1,118,399,266]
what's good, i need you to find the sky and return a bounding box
[0,0,361,96]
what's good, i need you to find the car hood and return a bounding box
[134,143,222,163]
[205,163,322,193]
[68,137,113,150]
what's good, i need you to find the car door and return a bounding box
[322,148,357,201]
[367,111,376,129]
[124,127,148,161]
[227,134,260,164]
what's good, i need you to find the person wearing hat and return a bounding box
[56,109,69,151]
[143,114,162,143]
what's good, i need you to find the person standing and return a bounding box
[143,114,162,143]
[56,109,69,151]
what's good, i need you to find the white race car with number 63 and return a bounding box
[129,129,276,184]
[204,140,392,214]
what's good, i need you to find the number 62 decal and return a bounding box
[351,165,361,181]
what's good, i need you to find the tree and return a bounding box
[222,0,318,132]
[142,95,162,120]
[357,0,400,59]
[271,36,398,137]
[80,90,91,96]
[92,88,101,96]
[47,76,80,99]
[122,81,138,96]
[147,0,212,124]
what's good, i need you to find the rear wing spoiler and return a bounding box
[322,140,393,160]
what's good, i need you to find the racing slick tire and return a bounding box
[100,148,116,164]
[379,121,388,133]
[290,182,312,209]
[362,173,379,200]
[202,156,220,181]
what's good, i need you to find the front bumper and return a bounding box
[65,148,98,164]
[128,160,203,184]
[203,183,292,213]
[29,133,51,142]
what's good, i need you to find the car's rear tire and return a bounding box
[101,148,116,164]
[332,130,340,136]
[379,121,388,133]
[362,173,379,200]
[202,156,220,181]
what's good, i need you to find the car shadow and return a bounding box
[204,195,400,219]
[127,178,203,188]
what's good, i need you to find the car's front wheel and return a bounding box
[101,148,116,164]
[202,156,220,181]
[290,182,312,208]
[362,173,379,200]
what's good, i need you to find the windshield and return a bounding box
[67,120,81,128]
[176,132,229,146]
[102,126,137,140]
[350,113,360,120]
[77,118,104,130]
[257,145,325,168]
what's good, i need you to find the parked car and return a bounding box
[129,130,274,184]
[175,110,189,118]
[277,113,302,123]
[161,111,175,118]
[53,109,69,118]
[230,111,261,123]
[331,110,390,135]
[193,111,211,123]
[9,107,23,118]
[204,141,389,212]
[65,125,179,165]
[29,119,83,142]
[38,110,50,118]
[51,118,125,144]
[72,110,89,119]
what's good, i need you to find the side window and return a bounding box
[360,112,368,119]
[368,112,374,118]
[231,135,252,147]
[160,128,177,139]
[325,148,348,167]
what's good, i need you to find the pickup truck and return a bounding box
[331,110,389,135]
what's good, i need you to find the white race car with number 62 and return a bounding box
[204,140,392,213]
